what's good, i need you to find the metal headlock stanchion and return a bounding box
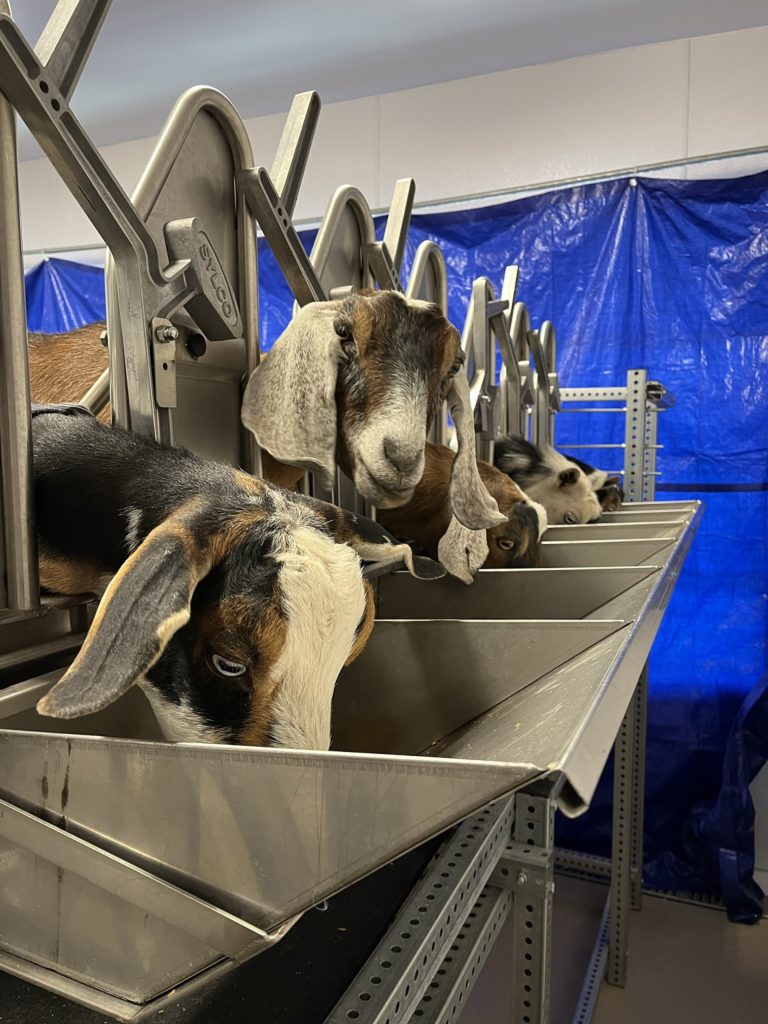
[0,4,698,1022]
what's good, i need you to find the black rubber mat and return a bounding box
[0,836,441,1024]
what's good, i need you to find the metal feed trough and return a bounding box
[0,3,699,1022]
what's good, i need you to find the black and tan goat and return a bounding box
[242,291,506,533]
[31,405,443,749]
[378,443,547,583]
[565,454,625,512]
[494,436,603,525]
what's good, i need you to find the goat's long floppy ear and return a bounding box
[438,516,488,585]
[241,302,341,487]
[37,515,214,719]
[446,372,506,531]
[299,496,446,580]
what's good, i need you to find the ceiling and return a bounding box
[10,0,768,160]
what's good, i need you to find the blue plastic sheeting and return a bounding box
[649,669,768,922]
[25,257,106,333]
[259,173,768,895]
[30,171,768,894]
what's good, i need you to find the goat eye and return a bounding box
[563,512,578,525]
[335,323,356,358]
[497,538,516,551]
[211,653,247,678]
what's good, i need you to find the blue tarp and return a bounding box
[26,171,768,897]
[25,257,106,333]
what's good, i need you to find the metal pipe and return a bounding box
[0,7,39,609]
[79,366,110,414]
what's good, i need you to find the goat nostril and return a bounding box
[383,440,420,474]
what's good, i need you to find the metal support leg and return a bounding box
[642,402,659,501]
[623,369,647,502]
[0,37,38,611]
[629,663,649,910]
[507,792,555,1024]
[607,689,637,986]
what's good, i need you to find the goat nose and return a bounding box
[383,438,422,474]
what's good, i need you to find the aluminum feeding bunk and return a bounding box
[0,2,699,1022]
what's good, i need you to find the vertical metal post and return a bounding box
[510,792,555,1024]
[0,27,39,610]
[642,400,658,501]
[623,369,647,501]
[607,688,637,986]
[629,663,649,910]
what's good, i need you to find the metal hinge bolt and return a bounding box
[155,325,179,343]
[517,872,528,886]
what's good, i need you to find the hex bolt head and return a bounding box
[517,871,528,886]
[155,325,179,343]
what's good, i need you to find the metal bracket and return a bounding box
[151,318,178,409]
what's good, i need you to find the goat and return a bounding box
[494,436,602,525]
[564,454,625,511]
[378,443,547,583]
[30,404,444,750]
[242,291,506,534]
[28,322,109,421]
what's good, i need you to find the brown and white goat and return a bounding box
[378,443,547,583]
[31,405,443,749]
[242,291,506,533]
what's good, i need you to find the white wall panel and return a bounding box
[379,41,690,204]
[688,26,768,157]
[16,27,768,254]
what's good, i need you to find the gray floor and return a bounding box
[458,877,768,1024]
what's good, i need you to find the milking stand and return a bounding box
[0,3,699,1022]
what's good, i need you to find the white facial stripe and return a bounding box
[123,506,142,554]
[350,380,428,496]
[525,497,548,539]
[141,682,231,744]
[268,524,366,751]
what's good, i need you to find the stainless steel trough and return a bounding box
[0,501,700,1019]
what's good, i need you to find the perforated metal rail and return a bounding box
[325,799,514,1024]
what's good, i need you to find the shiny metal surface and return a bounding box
[0,728,539,932]
[432,502,701,813]
[269,90,320,217]
[334,618,628,756]
[0,30,38,611]
[34,0,111,101]
[598,510,690,524]
[376,566,658,621]
[405,240,448,311]
[543,522,684,542]
[310,185,376,295]
[110,86,257,464]
[540,538,676,568]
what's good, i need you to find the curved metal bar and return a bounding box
[0,27,37,610]
[79,366,110,415]
[105,86,259,465]
[309,186,376,296]
[405,241,448,313]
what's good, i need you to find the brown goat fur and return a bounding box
[378,443,543,570]
[28,322,109,421]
